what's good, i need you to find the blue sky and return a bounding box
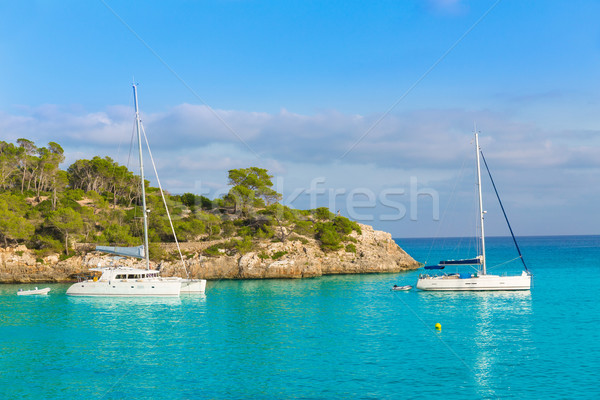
[1,0,599,238]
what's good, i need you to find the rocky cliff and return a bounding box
[0,223,419,283]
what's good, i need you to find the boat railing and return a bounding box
[419,272,466,279]
[75,274,90,283]
[75,272,100,282]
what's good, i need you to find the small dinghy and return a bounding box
[391,285,412,291]
[17,287,51,296]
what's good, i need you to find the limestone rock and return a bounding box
[0,223,419,283]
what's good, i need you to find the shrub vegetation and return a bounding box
[0,138,363,258]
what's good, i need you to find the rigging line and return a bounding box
[487,256,522,271]
[392,294,500,399]
[338,0,503,161]
[99,174,200,400]
[127,117,136,173]
[127,118,141,237]
[151,171,289,290]
[116,87,136,173]
[99,92,198,400]
[423,155,470,265]
[107,89,136,208]
[100,0,261,160]
[479,150,529,272]
[474,154,482,263]
[140,122,190,279]
[181,170,287,292]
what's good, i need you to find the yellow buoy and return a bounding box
[435,323,442,331]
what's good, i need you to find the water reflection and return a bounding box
[414,290,533,397]
[67,295,183,308]
[472,292,533,398]
[2,276,543,399]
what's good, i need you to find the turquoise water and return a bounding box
[1,235,599,399]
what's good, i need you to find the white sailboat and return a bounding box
[66,247,182,297]
[67,84,206,296]
[416,130,532,291]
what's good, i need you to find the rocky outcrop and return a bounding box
[0,224,419,283]
[0,245,78,283]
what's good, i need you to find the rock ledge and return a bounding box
[0,224,419,283]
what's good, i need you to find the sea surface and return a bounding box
[1,235,599,399]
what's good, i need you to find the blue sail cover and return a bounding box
[439,258,481,265]
[96,245,144,259]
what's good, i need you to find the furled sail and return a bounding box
[95,245,144,259]
[439,258,482,265]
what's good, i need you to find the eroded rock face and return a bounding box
[0,224,419,283]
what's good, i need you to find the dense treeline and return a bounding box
[0,139,361,260]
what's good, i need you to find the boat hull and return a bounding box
[17,287,51,296]
[180,279,207,294]
[416,272,531,291]
[66,278,181,297]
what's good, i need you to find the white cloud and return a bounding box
[5,103,597,172]
[1,103,598,236]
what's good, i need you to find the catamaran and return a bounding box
[416,130,532,291]
[66,245,182,297]
[66,84,206,296]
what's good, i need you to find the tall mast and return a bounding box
[475,127,487,275]
[133,84,150,270]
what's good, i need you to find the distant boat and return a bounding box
[391,285,412,291]
[17,287,51,296]
[66,84,206,297]
[416,129,532,291]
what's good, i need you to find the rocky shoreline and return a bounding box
[0,224,419,283]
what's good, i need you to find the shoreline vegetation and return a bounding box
[0,139,418,283]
